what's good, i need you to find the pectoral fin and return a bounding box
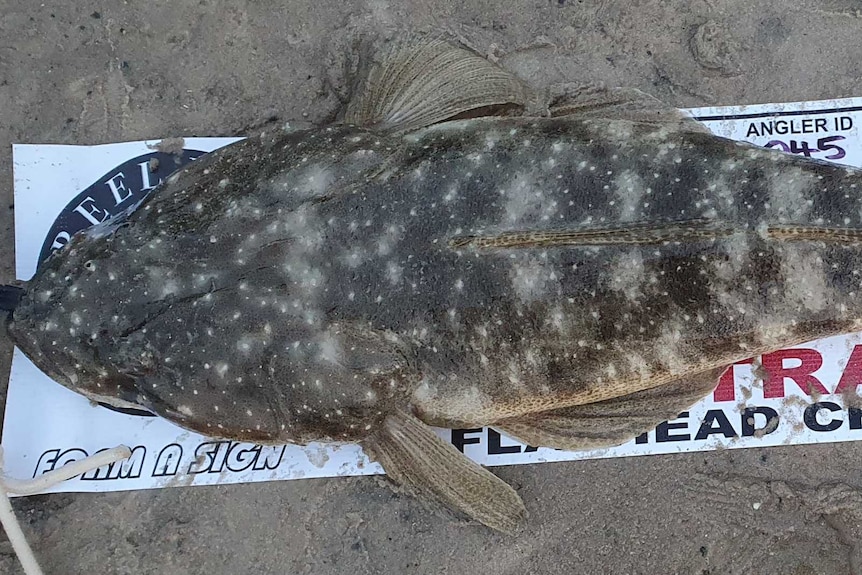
[363,410,526,533]
[494,367,725,451]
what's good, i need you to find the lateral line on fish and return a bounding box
[449,221,732,249]
[767,225,862,243]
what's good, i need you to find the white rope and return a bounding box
[0,445,132,575]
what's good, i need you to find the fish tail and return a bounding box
[0,285,24,314]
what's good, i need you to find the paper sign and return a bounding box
[4,100,862,495]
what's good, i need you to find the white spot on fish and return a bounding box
[781,245,830,313]
[376,225,402,256]
[386,261,403,285]
[608,251,645,300]
[318,332,342,364]
[510,258,552,302]
[614,170,647,222]
[504,173,557,223]
[768,167,815,222]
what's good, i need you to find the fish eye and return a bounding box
[84,260,95,271]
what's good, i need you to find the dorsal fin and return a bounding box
[343,34,529,133]
[543,83,710,133]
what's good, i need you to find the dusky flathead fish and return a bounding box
[4,35,862,532]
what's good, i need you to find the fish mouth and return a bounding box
[95,403,156,417]
[3,282,148,416]
[0,284,24,316]
[1,285,25,351]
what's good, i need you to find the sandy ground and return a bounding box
[2,0,862,573]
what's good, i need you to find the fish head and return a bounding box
[7,220,147,412]
[6,194,420,444]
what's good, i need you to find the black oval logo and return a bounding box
[37,149,205,266]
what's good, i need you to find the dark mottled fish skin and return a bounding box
[9,114,862,443]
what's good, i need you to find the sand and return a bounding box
[2,1,862,573]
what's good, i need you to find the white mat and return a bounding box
[5,99,862,494]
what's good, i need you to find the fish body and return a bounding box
[6,35,862,531]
